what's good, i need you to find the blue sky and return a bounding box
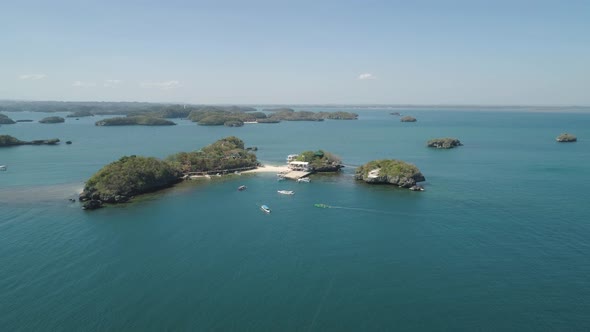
[2,0,589,105]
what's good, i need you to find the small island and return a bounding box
[556,133,577,142]
[0,113,16,124]
[39,116,65,124]
[66,110,94,118]
[95,116,176,126]
[290,150,343,172]
[80,136,259,209]
[427,138,463,149]
[79,156,182,209]
[16,119,34,122]
[355,159,425,190]
[400,116,417,122]
[0,135,60,147]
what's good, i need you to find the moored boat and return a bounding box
[0,165,6,171]
[297,177,310,183]
[277,190,294,195]
[238,185,247,191]
[260,205,271,213]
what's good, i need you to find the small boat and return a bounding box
[297,177,310,183]
[260,205,271,214]
[277,190,294,195]
[0,165,6,171]
[314,203,330,208]
[238,185,247,191]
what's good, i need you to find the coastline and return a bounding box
[188,164,289,179]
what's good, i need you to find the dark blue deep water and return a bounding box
[1,108,589,331]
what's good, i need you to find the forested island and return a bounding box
[355,159,425,190]
[67,110,94,118]
[39,116,65,124]
[293,150,343,172]
[427,138,463,149]
[0,135,60,147]
[0,114,16,124]
[80,136,258,209]
[95,116,176,126]
[556,133,577,142]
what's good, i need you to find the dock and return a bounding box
[280,170,311,180]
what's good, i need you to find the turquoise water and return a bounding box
[1,109,589,330]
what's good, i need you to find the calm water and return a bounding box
[1,108,589,331]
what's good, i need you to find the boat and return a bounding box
[0,165,6,171]
[237,185,247,191]
[260,205,271,214]
[277,190,294,195]
[314,203,330,208]
[297,177,310,183]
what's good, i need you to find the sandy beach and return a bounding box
[242,164,289,174]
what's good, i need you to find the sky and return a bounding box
[1,0,589,105]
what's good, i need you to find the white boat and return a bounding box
[277,190,294,195]
[260,205,271,214]
[297,177,310,183]
[0,165,6,171]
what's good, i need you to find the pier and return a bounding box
[280,170,312,180]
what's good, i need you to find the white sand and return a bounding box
[242,164,289,174]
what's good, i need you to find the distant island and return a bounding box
[0,113,16,124]
[80,136,259,209]
[66,110,94,118]
[95,116,176,126]
[427,138,463,149]
[355,159,425,190]
[39,116,65,124]
[16,119,34,122]
[400,116,417,122]
[556,133,577,142]
[0,135,60,147]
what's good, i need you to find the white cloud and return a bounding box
[72,81,96,87]
[103,79,122,87]
[140,80,181,90]
[19,74,46,80]
[358,73,376,80]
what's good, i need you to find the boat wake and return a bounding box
[315,203,395,215]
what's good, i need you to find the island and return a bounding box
[80,136,259,209]
[0,135,60,147]
[390,112,401,116]
[95,116,176,126]
[16,119,34,122]
[355,159,425,190]
[66,110,94,118]
[556,133,577,142]
[39,116,65,124]
[79,156,183,209]
[0,114,16,124]
[291,150,343,172]
[427,138,463,149]
[400,116,417,122]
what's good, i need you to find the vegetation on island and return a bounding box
[187,108,265,127]
[400,116,417,122]
[166,136,258,173]
[80,156,183,208]
[556,133,577,142]
[80,137,259,209]
[355,159,425,188]
[0,113,16,124]
[95,116,176,126]
[66,110,94,117]
[0,135,60,147]
[39,116,65,124]
[294,150,343,172]
[427,138,463,149]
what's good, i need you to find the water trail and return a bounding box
[315,204,396,216]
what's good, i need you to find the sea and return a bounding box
[1,107,589,331]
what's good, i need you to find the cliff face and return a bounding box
[355,160,425,188]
